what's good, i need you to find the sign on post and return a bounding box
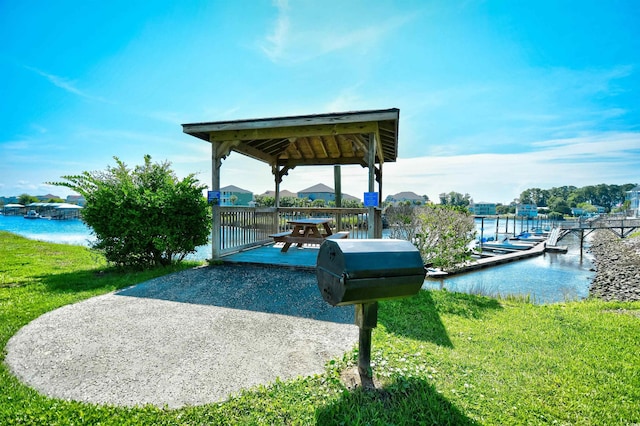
[363,192,379,207]
[207,191,221,204]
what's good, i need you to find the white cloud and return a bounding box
[324,85,365,112]
[260,0,291,62]
[24,66,109,103]
[259,2,415,64]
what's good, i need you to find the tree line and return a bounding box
[253,195,363,208]
[435,183,637,215]
[518,183,636,214]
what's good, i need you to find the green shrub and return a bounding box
[51,155,211,268]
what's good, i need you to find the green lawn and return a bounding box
[1,230,639,425]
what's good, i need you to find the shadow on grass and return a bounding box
[378,289,502,346]
[38,264,196,294]
[315,376,477,425]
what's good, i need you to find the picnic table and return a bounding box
[270,218,349,252]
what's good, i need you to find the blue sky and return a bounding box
[1,0,639,204]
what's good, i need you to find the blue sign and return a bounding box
[363,192,379,207]
[207,191,220,203]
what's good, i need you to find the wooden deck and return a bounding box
[224,238,552,274]
[221,243,320,269]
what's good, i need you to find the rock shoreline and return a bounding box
[588,230,640,302]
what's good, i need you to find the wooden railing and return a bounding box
[561,217,640,230]
[219,207,276,254]
[217,207,382,256]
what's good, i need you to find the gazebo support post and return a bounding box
[334,165,342,231]
[272,165,281,209]
[367,133,377,238]
[376,163,383,207]
[211,142,222,260]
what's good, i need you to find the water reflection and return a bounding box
[424,232,595,304]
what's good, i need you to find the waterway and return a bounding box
[0,215,595,304]
[422,218,595,303]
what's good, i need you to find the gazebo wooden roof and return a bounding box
[181,108,399,167]
[181,109,399,257]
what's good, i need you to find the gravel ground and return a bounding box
[5,264,358,408]
[588,230,640,302]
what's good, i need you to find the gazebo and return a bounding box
[182,108,400,259]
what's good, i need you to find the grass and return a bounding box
[1,230,639,425]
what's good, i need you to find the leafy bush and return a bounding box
[51,155,211,267]
[386,204,476,269]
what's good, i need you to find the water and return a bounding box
[422,218,595,303]
[0,214,96,246]
[1,215,594,303]
[0,215,212,260]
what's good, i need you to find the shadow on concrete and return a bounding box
[315,376,478,425]
[115,264,354,325]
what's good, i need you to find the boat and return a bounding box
[508,231,546,243]
[426,267,448,277]
[24,210,41,219]
[481,241,534,251]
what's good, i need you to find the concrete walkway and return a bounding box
[5,265,358,408]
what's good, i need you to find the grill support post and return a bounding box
[355,302,378,383]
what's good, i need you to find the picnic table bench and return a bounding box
[269,218,349,252]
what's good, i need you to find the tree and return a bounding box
[341,199,363,208]
[18,193,38,205]
[386,204,476,270]
[253,195,275,207]
[50,155,211,268]
[576,202,597,214]
[439,191,471,207]
[519,188,549,207]
[549,198,571,215]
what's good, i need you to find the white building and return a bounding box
[626,185,640,217]
[516,203,538,218]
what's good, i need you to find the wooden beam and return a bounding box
[183,109,399,134]
[374,125,384,164]
[367,132,376,238]
[334,165,342,208]
[309,136,329,158]
[208,122,380,143]
[285,141,303,160]
[324,135,342,158]
[352,137,368,157]
[298,138,315,159]
[336,134,355,157]
[211,143,221,260]
[229,140,277,164]
[214,140,240,159]
[277,157,365,167]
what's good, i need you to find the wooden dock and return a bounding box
[444,241,547,276]
[225,238,556,276]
